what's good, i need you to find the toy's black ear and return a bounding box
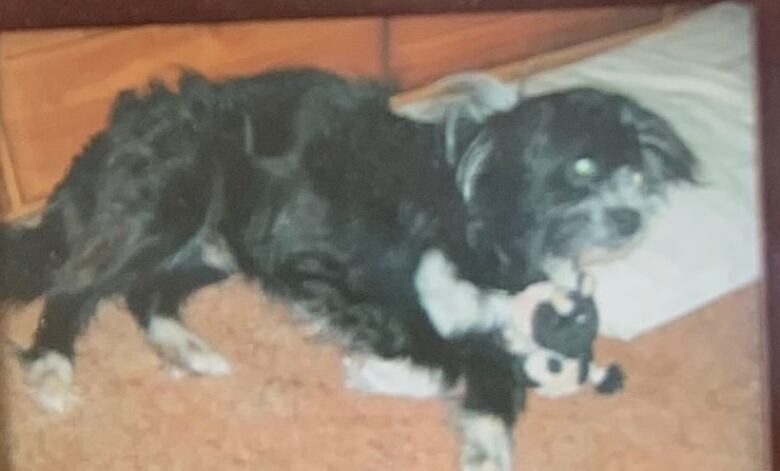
[595,364,625,395]
[621,100,699,184]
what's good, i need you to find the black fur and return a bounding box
[0,67,695,466]
[0,217,65,304]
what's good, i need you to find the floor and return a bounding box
[2,279,769,470]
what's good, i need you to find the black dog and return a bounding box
[0,68,696,470]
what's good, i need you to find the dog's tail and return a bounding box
[0,215,61,306]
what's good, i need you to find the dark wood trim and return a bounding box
[0,0,705,31]
[757,0,780,468]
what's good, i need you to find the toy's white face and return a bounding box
[524,349,584,398]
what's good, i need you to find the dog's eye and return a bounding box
[573,157,598,178]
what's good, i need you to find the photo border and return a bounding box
[0,0,775,469]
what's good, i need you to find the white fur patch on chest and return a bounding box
[414,249,510,338]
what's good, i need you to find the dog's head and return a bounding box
[452,87,698,283]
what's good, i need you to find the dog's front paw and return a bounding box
[465,462,504,471]
[594,363,625,395]
[458,412,512,471]
[23,351,77,413]
[147,317,231,377]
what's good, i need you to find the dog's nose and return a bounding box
[608,208,641,236]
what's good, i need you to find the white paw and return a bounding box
[499,281,557,354]
[342,354,444,398]
[466,463,502,471]
[24,351,77,413]
[147,317,231,376]
[458,412,512,471]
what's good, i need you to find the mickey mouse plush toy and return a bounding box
[344,269,624,401]
[504,274,624,398]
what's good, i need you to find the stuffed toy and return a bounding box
[504,274,624,398]
[344,273,624,399]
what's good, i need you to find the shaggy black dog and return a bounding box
[0,68,696,470]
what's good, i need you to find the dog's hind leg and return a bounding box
[126,264,231,376]
[22,291,100,412]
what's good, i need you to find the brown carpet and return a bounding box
[2,279,769,470]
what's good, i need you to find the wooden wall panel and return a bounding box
[0,18,383,204]
[0,156,10,216]
[0,7,692,217]
[1,29,112,60]
[387,6,664,88]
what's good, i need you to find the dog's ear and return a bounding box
[454,100,554,204]
[454,128,494,203]
[397,72,519,125]
[621,100,699,184]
